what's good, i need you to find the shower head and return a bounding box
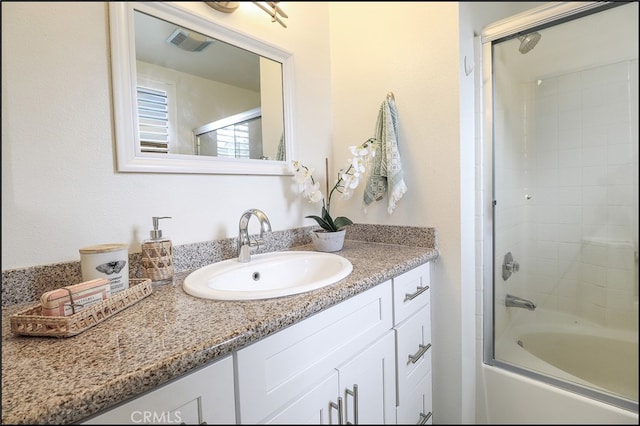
[518,32,542,54]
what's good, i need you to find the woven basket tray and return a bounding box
[10,278,153,338]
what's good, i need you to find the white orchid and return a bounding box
[290,139,376,232]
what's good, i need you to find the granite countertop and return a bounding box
[2,239,438,425]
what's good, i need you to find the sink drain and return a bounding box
[252,271,261,281]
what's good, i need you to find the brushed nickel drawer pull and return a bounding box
[408,343,431,364]
[330,397,344,425]
[404,285,429,302]
[418,411,432,425]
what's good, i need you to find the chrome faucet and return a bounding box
[237,209,272,263]
[505,294,536,311]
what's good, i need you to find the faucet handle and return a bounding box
[502,252,520,281]
[237,209,271,263]
[504,260,519,272]
[251,236,264,249]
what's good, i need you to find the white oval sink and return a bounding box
[183,251,353,300]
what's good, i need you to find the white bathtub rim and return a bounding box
[495,308,638,404]
[481,362,640,422]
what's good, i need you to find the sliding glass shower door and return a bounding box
[484,2,638,412]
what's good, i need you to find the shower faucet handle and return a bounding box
[504,260,520,272]
[502,251,520,281]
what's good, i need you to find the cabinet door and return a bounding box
[263,373,339,425]
[236,282,392,424]
[81,356,235,425]
[336,331,396,425]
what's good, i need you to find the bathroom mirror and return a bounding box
[109,2,294,174]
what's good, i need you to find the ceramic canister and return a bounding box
[79,243,129,294]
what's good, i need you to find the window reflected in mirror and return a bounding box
[133,9,285,161]
[193,107,285,160]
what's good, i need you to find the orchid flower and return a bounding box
[290,139,376,232]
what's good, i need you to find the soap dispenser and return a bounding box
[141,216,174,285]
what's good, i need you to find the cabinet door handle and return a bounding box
[408,343,431,364]
[417,411,432,425]
[330,396,344,425]
[345,384,359,425]
[404,285,429,302]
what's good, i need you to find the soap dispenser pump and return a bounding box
[141,216,174,285]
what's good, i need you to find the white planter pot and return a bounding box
[310,229,346,252]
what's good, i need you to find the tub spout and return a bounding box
[505,294,536,311]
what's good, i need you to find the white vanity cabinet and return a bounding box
[79,263,433,425]
[392,263,433,424]
[236,281,396,424]
[81,355,235,425]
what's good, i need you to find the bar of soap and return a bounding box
[40,278,111,316]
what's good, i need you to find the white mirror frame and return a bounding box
[109,2,295,175]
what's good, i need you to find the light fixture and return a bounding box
[252,2,288,28]
[205,1,288,28]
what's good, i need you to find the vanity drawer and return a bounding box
[396,369,433,425]
[395,303,432,404]
[392,263,430,325]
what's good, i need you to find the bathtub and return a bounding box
[480,310,639,424]
[517,330,638,401]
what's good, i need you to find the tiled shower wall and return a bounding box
[523,59,639,329]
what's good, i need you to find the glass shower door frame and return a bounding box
[481,1,638,413]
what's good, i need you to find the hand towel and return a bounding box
[363,96,407,214]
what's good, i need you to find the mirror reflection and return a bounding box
[133,10,285,161]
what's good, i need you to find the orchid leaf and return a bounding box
[305,215,335,232]
[333,216,353,230]
[321,206,337,231]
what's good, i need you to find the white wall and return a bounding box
[328,2,472,423]
[1,2,332,269]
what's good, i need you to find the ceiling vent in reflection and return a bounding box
[166,29,213,52]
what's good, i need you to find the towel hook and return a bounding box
[387,91,395,101]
